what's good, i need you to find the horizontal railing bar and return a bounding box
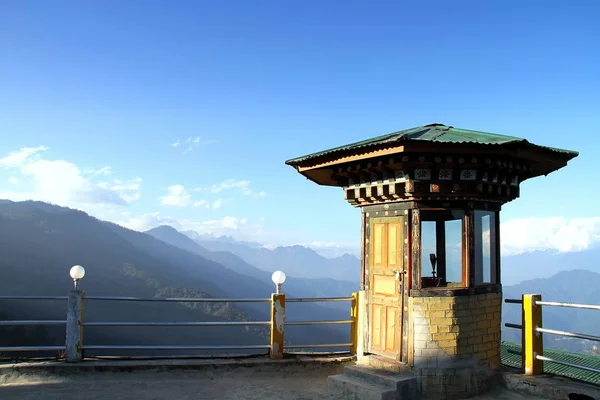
[286,297,353,303]
[0,296,68,300]
[536,355,600,374]
[286,320,353,326]
[84,296,271,303]
[285,343,352,348]
[83,345,270,350]
[504,299,522,304]
[536,301,600,311]
[83,321,271,327]
[505,323,523,330]
[0,320,66,326]
[0,346,66,352]
[536,327,600,343]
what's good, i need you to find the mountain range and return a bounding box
[0,200,353,356]
[184,230,360,281]
[146,226,358,310]
[187,225,600,288]
[502,269,600,354]
[1,199,598,359]
[151,223,600,356]
[501,247,600,285]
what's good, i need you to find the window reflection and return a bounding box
[474,210,497,285]
[420,210,465,288]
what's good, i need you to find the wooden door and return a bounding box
[368,216,405,360]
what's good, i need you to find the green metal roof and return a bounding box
[285,123,579,165]
[501,341,600,386]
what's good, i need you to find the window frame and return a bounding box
[472,210,499,286]
[418,208,468,290]
[415,208,500,291]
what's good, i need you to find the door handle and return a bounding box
[394,270,405,294]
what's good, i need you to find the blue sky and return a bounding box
[1,1,599,256]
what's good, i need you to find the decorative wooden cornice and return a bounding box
[337,153,529,207]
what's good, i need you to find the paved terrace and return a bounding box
[1,356,598,400]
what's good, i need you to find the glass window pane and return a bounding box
[445,219,463,284]
[421,221,436,278]
[474,210,497,285]
[420,210,465,288]
[373,223,384,265]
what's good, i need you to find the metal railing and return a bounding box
[504,294,600,379]
[0,291,359,361]
[0,295,68,353]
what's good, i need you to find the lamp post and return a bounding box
[271,270,286,294]
[270,270,286,359]
[69,265,85,290]
[66,265,85,362]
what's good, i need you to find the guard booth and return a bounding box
[285,123,578,399]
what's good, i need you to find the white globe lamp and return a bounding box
[271,270,286,294]
[70,265,86,289]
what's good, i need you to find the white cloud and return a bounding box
[106,177,142,202]
[170,137,215,154]
[299,240,359,250]
[501,217,600,256]
[193,199,209,208]
[118,213,254,238]
[198,179,267,198]
[87,166,112,176]
[159,184,192,207]
[8,176,18,185]
[0,146,141,209]
[204,215,244,230]
[0,146,47,167]
[193,198,224,209]
[295,240,361,258]
[180,136,215,155]
[159,184,225,209]
[212,198,223,209]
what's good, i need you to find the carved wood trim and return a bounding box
[411,209,421,291]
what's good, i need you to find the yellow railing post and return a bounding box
[270,293,285,359]
[522,293,543,375]
[350,292,359,355]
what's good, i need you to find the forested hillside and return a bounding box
[502,269,600,355]
[0,200,349,357]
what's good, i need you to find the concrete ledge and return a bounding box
[503,370,600,400]
[0,354,355,375]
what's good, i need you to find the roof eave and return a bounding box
[288,140,578,171]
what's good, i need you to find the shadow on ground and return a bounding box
[0,363,547,400]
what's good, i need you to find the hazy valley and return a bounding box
[0,200,355,356]
[0,199,599,357]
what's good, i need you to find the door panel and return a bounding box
[368,216,405,360]
[371,304,383,348]
[386,307,399,350]
[387,223,402,269]
[372,223,387,267]
[372,275,396,295]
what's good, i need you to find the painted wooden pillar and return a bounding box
[65,289,84,362]
[522,294,543,375]
[270,293,285,359]
[350,292,359,354]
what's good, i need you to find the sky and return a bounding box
[1,1,599,258]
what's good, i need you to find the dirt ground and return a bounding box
[0,363,546,400]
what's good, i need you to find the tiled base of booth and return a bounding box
[358,355,501,400]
